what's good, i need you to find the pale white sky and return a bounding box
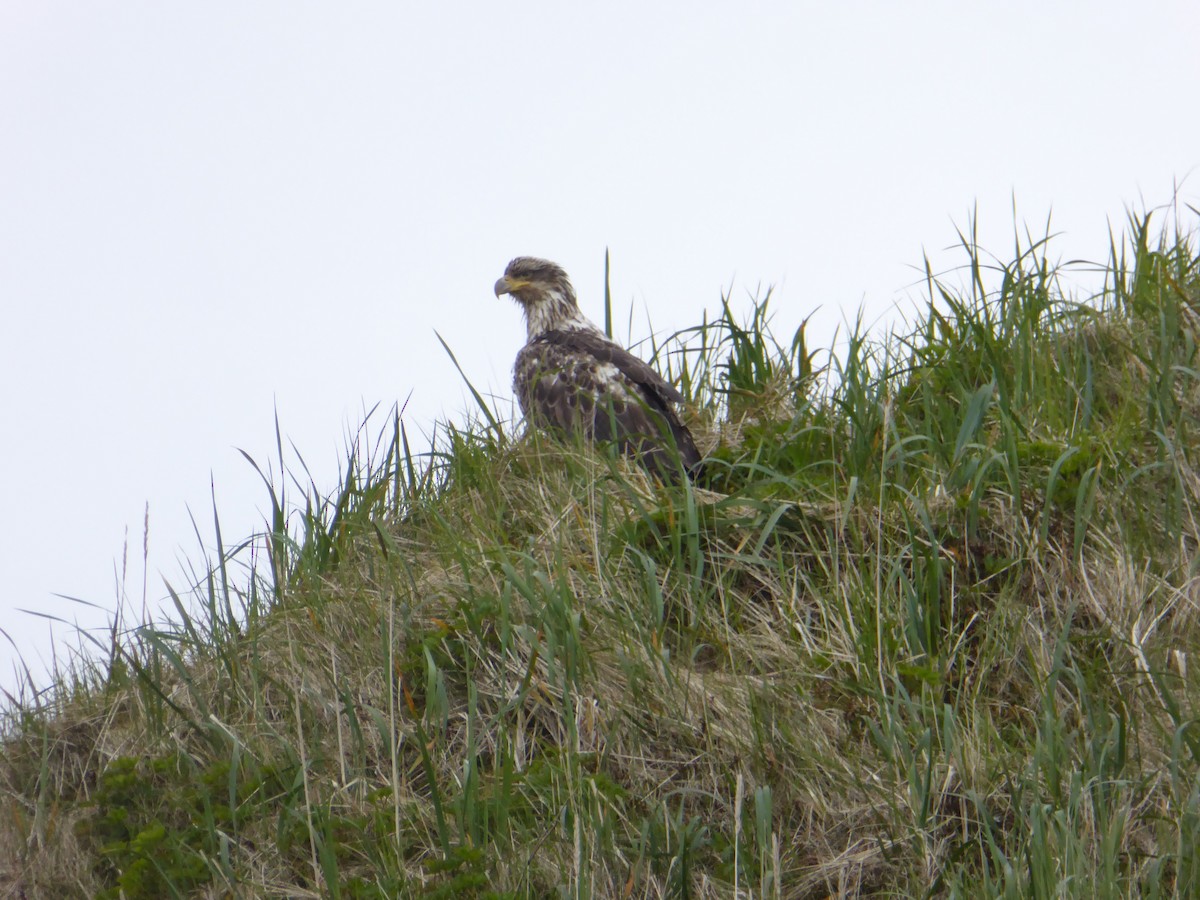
[2,2,1198,693]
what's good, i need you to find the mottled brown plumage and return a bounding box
[495,257,701,481]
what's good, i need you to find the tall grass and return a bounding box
[2,204,1199,897]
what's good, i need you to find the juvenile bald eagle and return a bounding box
[495,256,701,482]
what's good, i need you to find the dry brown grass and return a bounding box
[3,209,1199,897]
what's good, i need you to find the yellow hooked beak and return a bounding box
[494,275,530,297]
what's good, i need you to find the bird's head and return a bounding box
[495,257,584,337]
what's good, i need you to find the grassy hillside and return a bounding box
[3,208,1200,898]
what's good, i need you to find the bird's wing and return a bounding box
[519,329,701,478]
[541,329,686,405]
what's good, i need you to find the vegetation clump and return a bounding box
[3,208,1199,897]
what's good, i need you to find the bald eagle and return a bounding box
[495,257,701,482]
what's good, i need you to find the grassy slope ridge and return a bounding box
[3,209,1200,898]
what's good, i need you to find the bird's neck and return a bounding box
[525,289,597,340]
